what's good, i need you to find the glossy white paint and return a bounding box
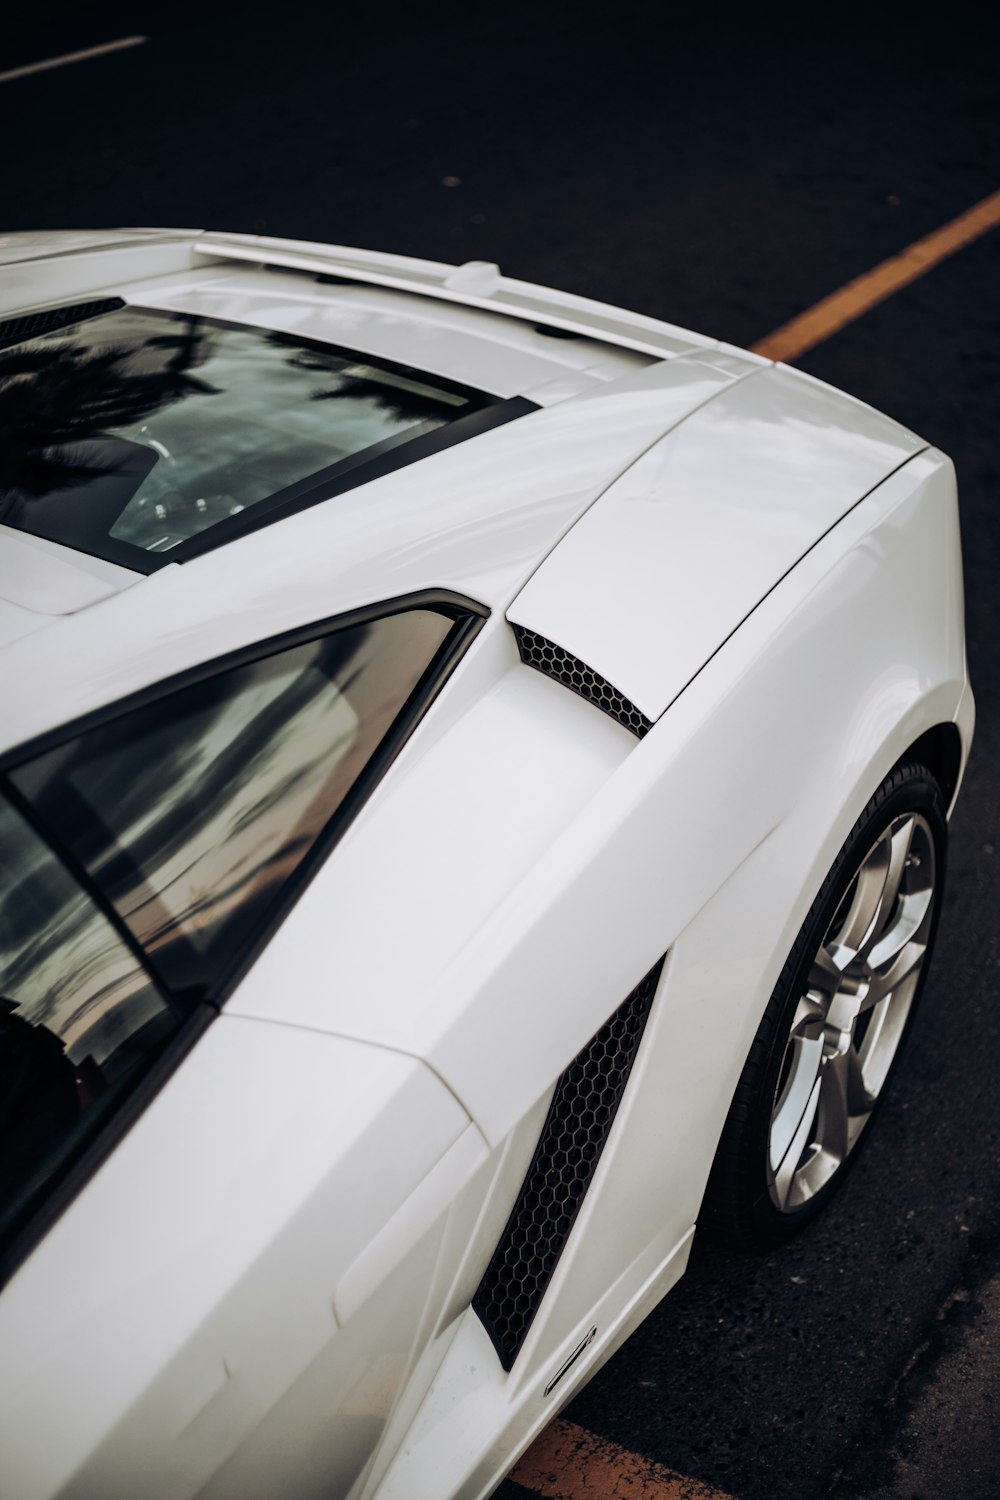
[337,450,971,1500]
[0,228,725,363]
[194,232,720,360]
[0,238,974,1500]
[373,1230,695,1500]
[0,230,195,266]
[509,362,925,718]
[0,237,200,317]
[0,525,140,647]
[226,448,968,1146]
[0,1019,477,1500]
[0,526,139,614]
[0,597,53,649]
[228,621,638,1053]
[125,265,650,400]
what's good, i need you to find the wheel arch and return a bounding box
[897,721,964,812]
[572,447,972,1245]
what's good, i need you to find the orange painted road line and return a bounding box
[752,186,1000,363]
[0,36,147,86]
[509,1418,737,1500]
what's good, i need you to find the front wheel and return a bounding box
[701,760,947,1249]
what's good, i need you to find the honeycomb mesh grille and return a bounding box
[0,297,125,352]
[473,957,665,1370]
[513,625,652,739]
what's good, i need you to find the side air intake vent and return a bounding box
[0,298,125,352]
[473,956,665,1370]
[512,625,652,739]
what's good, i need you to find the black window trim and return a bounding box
[1,300,539,575]
[0,588,488,1288]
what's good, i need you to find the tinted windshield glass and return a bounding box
[0,306,487,568]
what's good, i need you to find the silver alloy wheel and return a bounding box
[767,812,937,1212]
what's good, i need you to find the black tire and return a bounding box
[700,760,948,1250]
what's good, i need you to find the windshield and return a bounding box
[0,305,490,570]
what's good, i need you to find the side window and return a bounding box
[0,795,179,1244]
[1,603,472,1253]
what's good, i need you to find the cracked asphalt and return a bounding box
[3,4,1000,1495]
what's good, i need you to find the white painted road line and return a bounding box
[0,36,148,86]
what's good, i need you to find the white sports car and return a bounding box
[0,230,973,1500]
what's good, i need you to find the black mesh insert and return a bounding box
[0,298,125,352]
[512,625,652,739]
[473,957,665,1370]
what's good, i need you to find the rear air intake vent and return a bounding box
[513,625,652,739]
[473,957,665,1370]
[0,298,125,352]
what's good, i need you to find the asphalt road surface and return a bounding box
[3,5,1000,1496]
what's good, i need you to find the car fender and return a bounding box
[226,447,968,1160]
[426,444,970,1145]
[0,1021,487,1500]
[346,447,972,1500]
[507,361,927,720]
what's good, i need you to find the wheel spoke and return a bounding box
[771,1028,823,1164]
[771,1074,822,1209]
[808,944,845,995]
[817,1045,867,1162]
[865,936,927,1008]
[857,818,917,963]
[883,816,916,909]
[857,995,891,1071]
[789,992,826,1040]
[834,840,892,956]
[868,886,933,971]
